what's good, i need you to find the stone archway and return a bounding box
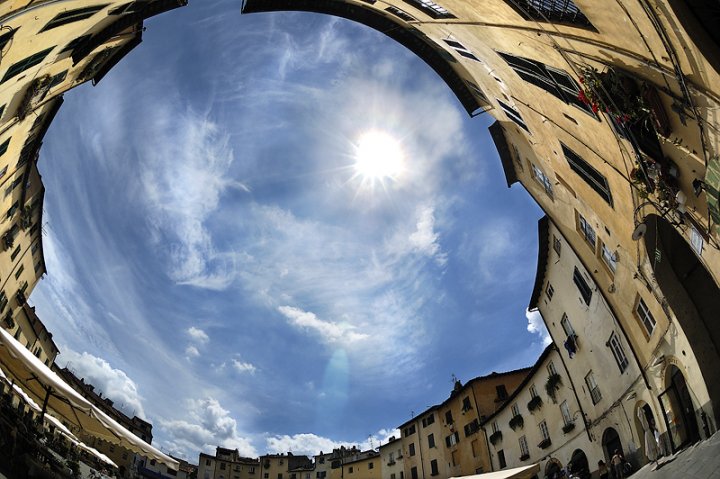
[601,427,623,465]
[544,458,562,479]
[642,213,720,427]
[633,401,661,464]
[568,449,590,479]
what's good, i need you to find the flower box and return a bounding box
[509,414,524,431]
[545,373,562,402]
[489,430,502,446]
[538,438,552,449]
[562,422,576,434]
[527,396,543,412]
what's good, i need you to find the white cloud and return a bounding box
[407,205,447,266]
[57,349,146,419]
[185,345,200,359]
[187,327,210,344]
[232,360,257,374]
[160,397,257,460]
[265,428,400,456]
[277,305,369,345]
[526,309,552,346]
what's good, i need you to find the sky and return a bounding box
[29,0,550,461]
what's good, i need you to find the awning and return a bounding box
[449,464,540,479]
[0,367,118,468]
[0,327,178,470]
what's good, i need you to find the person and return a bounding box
[598,460,609,479]
[611,450,625,479]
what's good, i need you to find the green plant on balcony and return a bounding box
[562,422,576,434]
[578,66,650,125]
[538,438,552,450]
[509,414,524,431]
[545,373,562,403]
[489,430,502,446]
[527,395,543,412]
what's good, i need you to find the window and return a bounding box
[635,298,656,336]
[560,400,572,425]
[519,436,529,458]
[573,267,593,305]
[464,419,480,436]
[61,34,92,54]
[14,264,24,280]
[0,166,7,180]
[221,464,227,470]
[462,396,472,411]
[41,5,108,32]
[496,385,508,400]
[497,52,589,112]
[10,245,20,261]
[491,421,499,434]
[0,292,7,313]
[601,243,618,273]
[408,443,415,456]
[560,314,575,337]
[577,213,597,250]
[445,431,460,447]
[547,361,558,377]
[0,138,9,157]
[609,332,629,373]
[562,144,613,205]
[553,235,561,255]
[539,420,550,441]
[205,460,211,466]
[497,99,529,132]
[443,39,480,62]
[530,163,554,198]
[430,459,439,476]
[0,29,17,51]
[348,468,353,474]
[690,225,704,255]
[48,70,68,89]
[2,47,56,84]
[428,433,435,448]
[403,0,455,18]
[471,439,479,457]
[546,283,554,300]
[250,468,256,474]
[502,0,593,28]
[368,463,374,470]
[411,467,418,479]
[529,385,539,398]
[511,403,520,417]
[404,424,416,436]
[385,6,416,22]
[498,450,506,469]
[445,410,453,424]
[422,413,435,427]
[585,371,602,404]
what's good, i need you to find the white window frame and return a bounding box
[539,421,550,441]
[636,298,656,336]
[609,332,629,373]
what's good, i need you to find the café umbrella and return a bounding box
[0,326,178,470]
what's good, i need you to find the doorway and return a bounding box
[601,427,623,464]
[658,365,700,451]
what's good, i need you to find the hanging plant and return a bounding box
[545,373,562,402]
[578,66,650,125]
[527,395,543,412]
[489,430,502,445]
[509,414,524,430]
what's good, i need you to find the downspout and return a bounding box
[481,425,494,472]
[549,339,594,442]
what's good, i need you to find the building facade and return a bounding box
[379,436,404,479]
[199,448,259,479]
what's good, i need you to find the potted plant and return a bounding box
[509,414,524,431]
[489,430,502,446]
[527,396,543,412]
[545,374,562,403]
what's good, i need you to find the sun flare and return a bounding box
[354,130,404,183]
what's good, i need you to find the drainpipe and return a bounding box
[481,425,494,472]
[551,340,593,443]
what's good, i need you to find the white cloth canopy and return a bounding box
[449,464,540,479]
[0,327,178,470]
[1,367,118,468]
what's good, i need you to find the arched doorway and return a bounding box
[642,214,720,427]
[658,365,700,451]
[544,458,562,479]
[568,449,590,479]
[601,427,623,465]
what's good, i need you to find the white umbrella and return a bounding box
[0,327,177,470]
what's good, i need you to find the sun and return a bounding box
[353,130,405,185]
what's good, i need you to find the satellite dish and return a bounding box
[632,223,647,241]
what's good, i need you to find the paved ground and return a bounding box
[630,432,720,479]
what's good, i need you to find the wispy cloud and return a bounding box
[232,360,257,375]
[278,306,369,345]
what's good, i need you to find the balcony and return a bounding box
[527,396,543,412]
[489,430,502,446]
[509,414,524,431]
[538,438,552,450]
[562,422,576,434]
[545,373,562,403]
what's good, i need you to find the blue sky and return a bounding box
[30,0,549,461]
